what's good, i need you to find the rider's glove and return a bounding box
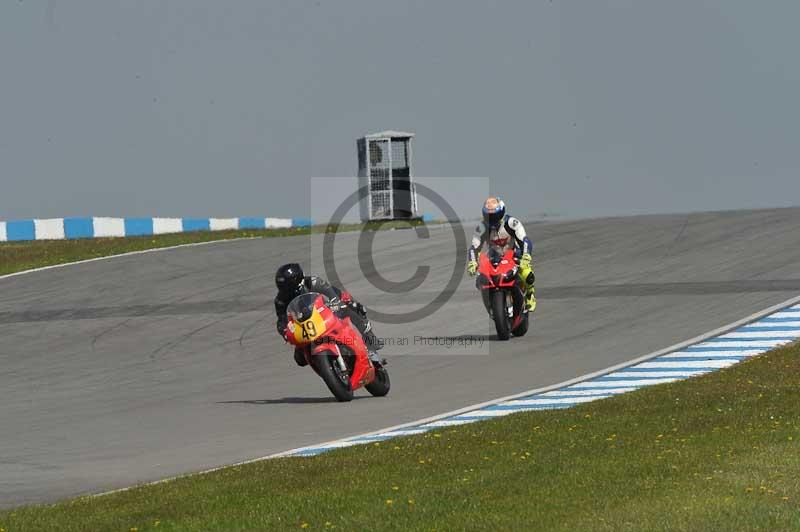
[349,300,364,316]
[519,253,532,271]
[467,260,478,276]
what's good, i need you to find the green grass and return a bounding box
[2,342,799,531]
[0,219,430,277]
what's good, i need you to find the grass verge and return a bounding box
[2,342,799,531]
[0,219,430,277]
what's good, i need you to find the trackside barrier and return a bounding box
[0,217,313,242]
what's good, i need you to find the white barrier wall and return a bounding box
[153,218,183,235]
[34,219,66,240]
[0,216,313,242]
[210,218,238,231]
[266,217,293,229]
[92,217,126,238]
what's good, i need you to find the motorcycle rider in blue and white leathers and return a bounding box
[466,197,536,312]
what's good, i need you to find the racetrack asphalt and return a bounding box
[2,207,800,508]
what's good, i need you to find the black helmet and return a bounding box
[275,263,304,296]
[482,196,506,229]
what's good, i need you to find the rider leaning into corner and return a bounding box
[466,197,537,312]
[274,263,383,367]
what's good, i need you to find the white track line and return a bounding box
[609,370,709,378]
[720,331,800,339]
[770,311,800,318]
[540,387,638,397]
[505,396,609,406]
[660,350,763,358]
[452,410,518,418]
[695,339,791,348]
[635,359,739,369]
[742,321,800,328]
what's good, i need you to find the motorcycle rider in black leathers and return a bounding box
[274,263,382,367]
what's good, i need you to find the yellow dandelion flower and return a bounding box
[385,499,394,505]
[301,523,309,529]
[392,486,399,491]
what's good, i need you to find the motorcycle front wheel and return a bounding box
[311,352,353,402]
[492,290,511,340]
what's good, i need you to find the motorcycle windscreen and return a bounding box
[287,292,329,321]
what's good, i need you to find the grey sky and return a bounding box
[2,1,798,222]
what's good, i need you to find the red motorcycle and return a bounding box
[476,248,529,340]
[285,292,390,402]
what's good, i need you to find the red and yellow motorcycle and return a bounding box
[285,292,390,402]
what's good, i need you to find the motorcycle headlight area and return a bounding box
[289,309,311,322]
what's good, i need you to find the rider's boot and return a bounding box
[519,267,536,312]
[363,326,383,351]
[359,322,386,365]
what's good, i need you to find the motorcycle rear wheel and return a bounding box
[312,352,353,402]
[492,291,511,340]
